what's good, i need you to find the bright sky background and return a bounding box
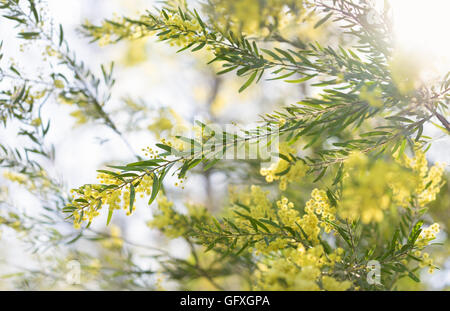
[390,0,450,76]
[387,0,450,168]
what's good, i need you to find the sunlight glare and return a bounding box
[389,0,450,77]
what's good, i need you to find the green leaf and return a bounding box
[193,9,205,29]
[274,48,295,63]
[313,166,327,183]
[29,0,39,23]
[155,143,173,152]
[285,74,317,83]
[267,71,296,81]
[415,125,423,141]
[66,233,82,245]
[408,271,420,282]
[212,218,222,232]
[332,163,344,186]
[106,208,113,226]
[148,173,160,206]
[176,41,196,53]
[360,131,390,137]
[261,49,282,61]
[191,41,206,52]
[235,241,249,256]
[238,70,258,93]
[217,65,238,75]
[259,218,280,229]
[96,169,122,179]
[18,32,40,39]
[126,159,163,167]
[129,182,135,214]
[314,12,333,28]
[203,158,220,171]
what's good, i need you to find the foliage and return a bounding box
[0,0,449,290]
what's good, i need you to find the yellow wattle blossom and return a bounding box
[393,147,445,207]
[255,245,352,290]
[229,185,278,254]
[86,10,205,48]
[414,250,437,274]
[69,110,88,125]
[121,38,148,66]
[416,223,440,248]
[278,8,328,44]
[87,259,102,275]
[359,85,383,108]
[147,195,186,238]
[259,143,307,190]
[339,152,392,223]
[285,188,336,244]
[3,170,28,185]
[70,170,154,228]
[2,170,36,191]
[101,224,124,249]
[304,188,336,234]
[84,14,151,46]
[262,188,336,253]
[337,150,442,224]
[227,187,336,255]
[147,107,184,139]
[321,275,353,291]
[237,185,275,220]
[160,13,203,47]
[31,117,42,127]
[53,79,65,89]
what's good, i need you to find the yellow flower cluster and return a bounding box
[321,275,353,291]
[210,0,303,37]
[277,197,300,228]
[393,148,445,207]
[122,38,148,66]
[229,187,336,254]
[414,251,436,274]
[85,15,151,46]
[254,237,290,255]
[70,172,153,228]
[229,185,275,220]
[359,85,383,108]
[53,79,64,89]
[86,259,102,275]
[416,223,440,248]
[255,245,351,290]
[147,195,186,238]
[304,189,336,234]
[3,170,28,185]
[259,144,307,190]
[101,224,124,249]
[20,88,47,107]
[0,214,23,232]
[69,110,88,125]
[228,185,287,254]
[277,189,335,245]
[158,13,204,47]
[339,152,418,223]
[2,170,36,191]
